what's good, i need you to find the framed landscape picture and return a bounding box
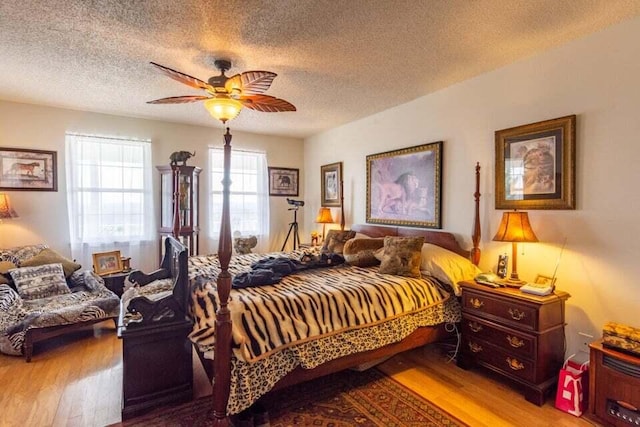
[320,162,342,207]
[0,147,57,191]
[495,115,576,209]
[366,141,442,228]
[268,167,299,196]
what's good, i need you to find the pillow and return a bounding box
[343,238,384,267]
[321,230,356,254]
[420,243,482,296]
[20,248,81,278]
[0,260,16,286]
[9,263,70,300]
[353,232,371,240]
[378,236,424,278]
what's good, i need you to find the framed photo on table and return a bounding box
[0,147,57,191]
[92,250,123,276]
[320,162,342,207]
[366,141,442,228]
[534,274,556,287]
[268,167,299,197]
[495,115,576,210]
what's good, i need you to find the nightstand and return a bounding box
[456,280,570,405]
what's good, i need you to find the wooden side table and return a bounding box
[101,270,136,297]
[457,280,570,405]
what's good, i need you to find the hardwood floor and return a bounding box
[0,321,596,426]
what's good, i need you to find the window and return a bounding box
[65,133,155,271]
[209,148,269,251]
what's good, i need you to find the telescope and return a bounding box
[286,198,304,207]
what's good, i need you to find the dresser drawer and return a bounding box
[463,338,536,383]
[462,289,537,331]
[461,314,536,359]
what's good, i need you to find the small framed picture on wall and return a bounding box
[320,162,342,207]
[268,167,299,196]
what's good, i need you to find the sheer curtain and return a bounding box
[65,133,156,273]
[209,148,270,253]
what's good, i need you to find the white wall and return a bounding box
[0,102,304,271]
[304,17,640,359]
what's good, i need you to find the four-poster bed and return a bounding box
[143,55,484,425]
[184,146,483,425]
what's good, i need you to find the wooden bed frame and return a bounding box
[166,130,482,426]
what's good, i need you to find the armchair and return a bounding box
[0,244,119,361]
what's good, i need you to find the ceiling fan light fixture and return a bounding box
[204,97,242,123]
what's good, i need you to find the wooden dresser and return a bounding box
[457,281,570,405]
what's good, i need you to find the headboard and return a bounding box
[351,224,472,261]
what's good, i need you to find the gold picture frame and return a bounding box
[366,142,442,228]
[92,250,123,276]
[320,162,342,207]
[495,115,576,210]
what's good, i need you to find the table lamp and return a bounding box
[315,207,334,242]
[493,210,538,285]
[0,193,18,223]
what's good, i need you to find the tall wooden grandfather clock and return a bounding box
[157,165,200,257]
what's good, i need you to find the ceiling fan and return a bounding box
[147,59,296,123]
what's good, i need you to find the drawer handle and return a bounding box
[468,342,483,353]
[506,357,525,371]
[470,298,484,309]
[506,335,525,348]
[469,321,483,333]
[508,308,526,321]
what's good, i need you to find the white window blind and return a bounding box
[65,133,155,271]
[209,148,270,253]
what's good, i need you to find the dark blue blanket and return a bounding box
[232,253,345,289]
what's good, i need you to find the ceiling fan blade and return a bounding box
[240,94,296,112]
[147,95,210,104]
[150,62,212,91]
[227,71,277,95]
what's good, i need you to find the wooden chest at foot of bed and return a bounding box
[456,281,570,406]
[118,319,193,420]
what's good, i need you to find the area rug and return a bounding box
[119,368,467,426]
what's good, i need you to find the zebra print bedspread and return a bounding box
[188,250,454,363]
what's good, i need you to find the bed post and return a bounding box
[471,162,481,265]
[212,128,233,427]
[340,179,345,230]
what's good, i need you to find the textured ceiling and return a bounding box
[1,1,639,138]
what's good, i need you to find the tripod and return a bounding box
[281,207,301,251]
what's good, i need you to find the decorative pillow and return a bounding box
[0,252,20,267]
[9,263,70,300]
[0,260,16,283]
[378,236,424,278]
[420,243,482,296]
[321,230,356,254]
[20,248,81,278]
[343,238,384,267]
[353,232,371,240]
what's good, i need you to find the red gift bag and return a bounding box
[555,356,589,416]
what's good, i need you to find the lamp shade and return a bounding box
[204,97,242,123]
[493,211,538,242]
[0,193,18,219]
[315,207,334,224]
